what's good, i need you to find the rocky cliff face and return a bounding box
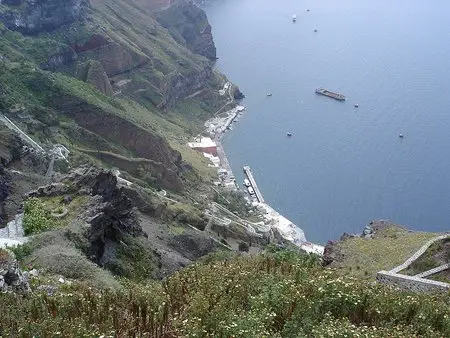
[155,0,217,60]
[27,166,144,267]
[54,96,184,191]
[162,65,212,107]
[0,0,89,34]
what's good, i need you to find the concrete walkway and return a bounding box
[415,263,450,278]
[390,234,450,273]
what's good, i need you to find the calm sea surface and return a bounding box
[203,0,450,244]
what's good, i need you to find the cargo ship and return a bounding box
[315,88,345,101]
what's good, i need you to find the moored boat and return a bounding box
[315,88,345,101]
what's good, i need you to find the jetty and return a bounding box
[243,166,265,203]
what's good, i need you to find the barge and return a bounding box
[315,88,345,101]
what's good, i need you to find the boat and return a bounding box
[266,93,272,97]
[292,14,297,22]
[354,104,359,108]
[243,178,251,187]
[287,132,292,137]
[315,88,346,101]
[314,29,318,32]
[306,9,310,12]
[247,186,255,195]
[399,134,404,138]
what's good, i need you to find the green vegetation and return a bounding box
[23,197,60,235]
[166,203,207,231]
[329,225,439,279]
[22,195,89,235]
[214,190,252,217]
[1,250,450,337]
[107,237,157,281]
[8,242,33,262]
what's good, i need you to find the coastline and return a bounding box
[195,93,324,255]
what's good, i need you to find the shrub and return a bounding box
[8,243,32,262]
[23,198,58,235]
[0,249,449,336]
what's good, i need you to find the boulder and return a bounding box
[0,249,31,294]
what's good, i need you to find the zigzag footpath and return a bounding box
[377,234,450,292]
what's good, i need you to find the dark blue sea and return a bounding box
[203,0,450,243]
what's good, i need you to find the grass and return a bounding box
[34,195,89,225]
[329,225,440,279]
[169,225,186,236]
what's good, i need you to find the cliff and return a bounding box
[154,0,217,60]
[0,0,230,191]
[0,0,88,34]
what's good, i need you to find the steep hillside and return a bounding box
[0,0,269,292]
[0,0,232,194]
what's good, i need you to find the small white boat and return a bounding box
[399,134,404,138]
[266,93,272,97]
[247,186,255,195]
[354,104,359,108]
[292,14,297,22]
[243,178,251,187]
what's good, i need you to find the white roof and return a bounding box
[188,137,217,149]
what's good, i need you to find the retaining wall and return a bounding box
[377,270,450,293]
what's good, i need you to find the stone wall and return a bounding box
[377,270,450,293]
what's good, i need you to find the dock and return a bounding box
[243,166,265,203]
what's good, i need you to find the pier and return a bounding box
[243,166,265,203]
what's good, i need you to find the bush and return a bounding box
[0,249,449,336]
[8,243,32,262]
[23,198,58,235]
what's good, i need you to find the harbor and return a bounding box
[187,83,324,255]
[242,165,324,255]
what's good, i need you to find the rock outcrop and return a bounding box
[162,66,212,107]
[0,248,30,293]
[40,47,78,71]
[68,167,143,265]
[80,60,113,97]
[28,166,145,267]
[0,0,89,35]
[155,0,217,60]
